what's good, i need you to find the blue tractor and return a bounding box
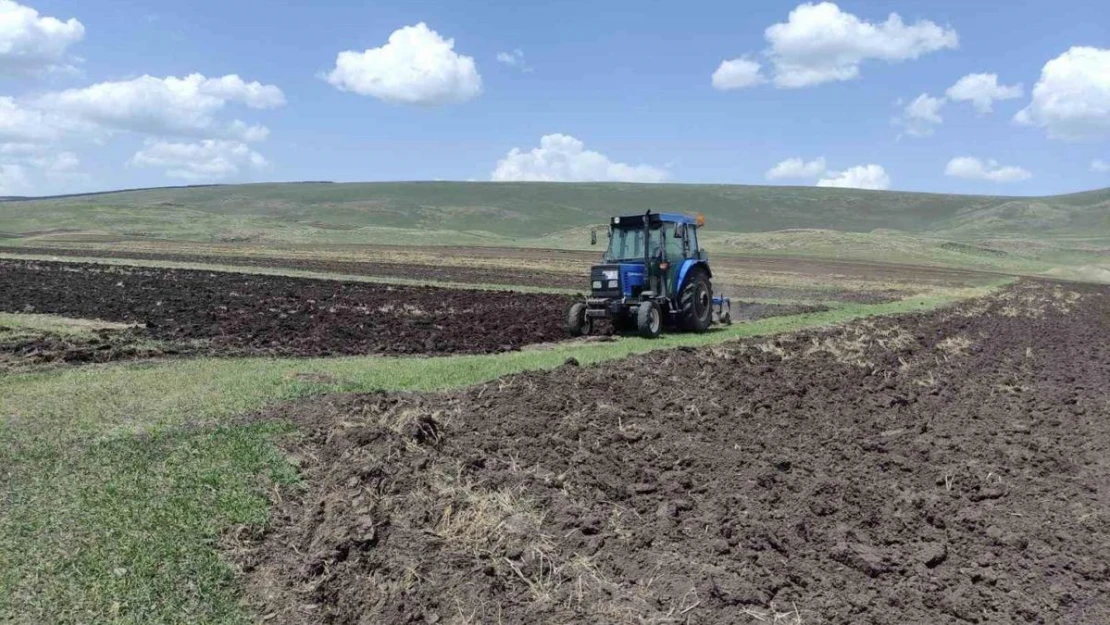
[567,210,731,338]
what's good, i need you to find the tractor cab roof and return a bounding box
[611,212,699,227]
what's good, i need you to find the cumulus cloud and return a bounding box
[766,156,826,180]
[0,0,85,75]
[491,134,669,183]
[1092,159,1110,173]
[496,48,532,72]
[1,144,89,192]
[816,164,891,190]
[946,73,1022,114]
[764,2,957,88]
[944,157,1031,183]
[1015,47,1110,140]
[36,73,284,141]
[711,58,765,90]
[896,93,945,137]
[0,96,64,143]
[326,23,482,105]
[129,139,268,181]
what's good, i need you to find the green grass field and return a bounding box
[0,284,1005,625]
[3,181,1108,280]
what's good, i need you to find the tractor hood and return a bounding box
[590,263,647,299]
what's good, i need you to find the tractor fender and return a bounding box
[675,259,711,293]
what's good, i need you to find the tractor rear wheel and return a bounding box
[679,269,713,332]
[566,302,591,337]
[636,301,663,338]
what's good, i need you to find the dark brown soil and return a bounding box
[0,259,574,356]
[732,301,828,321]
[235,281,1110,624]
[3,246,582,289]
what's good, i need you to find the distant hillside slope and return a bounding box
[1,182,1108,242]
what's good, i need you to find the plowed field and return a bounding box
[237,281,1110,624]
[0,259,573,356]
[0,259,825,363]
[2,246,582,289]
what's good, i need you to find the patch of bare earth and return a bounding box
[233,280,1110,624]
[0,259,574,357]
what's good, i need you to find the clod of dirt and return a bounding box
[918,542,948,568]
[401,413,440,445]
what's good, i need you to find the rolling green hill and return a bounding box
[2,182,1109,280]
[2,181,1109,241]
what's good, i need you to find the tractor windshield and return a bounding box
[603,223,687,263]
[604,224,658,262]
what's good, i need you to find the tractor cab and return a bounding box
[567,211,731,338]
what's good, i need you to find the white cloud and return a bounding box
[496,48,532,72]
[766,156,826,180]
[227,120,270,142]
[945,73,1022,114]
[326,23,482,105]
[1015,47,1110,140]
[0,96,63,143]
[1092,159,1110,173]
[0,0,84,75]
[816,164,891,190]
[897,93,945,137]
[712,58,765,90]
[129,139,268,181]
[491,134,669,183]
[36,73,284,141]
[0,163,29,195]
[944,157,1031,183]
[1,146,88,194]
[764,2,958,88]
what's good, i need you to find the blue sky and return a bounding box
[1,0,1108,196]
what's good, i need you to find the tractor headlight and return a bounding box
[607,280,618,288]
[602,270,618,281]
[592,281,602,290]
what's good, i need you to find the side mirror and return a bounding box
[699,249,709,261]
[590,229,597,246]
[673,224,685,238]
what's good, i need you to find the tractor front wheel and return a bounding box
[636,301,663,338]
[679,270,713,332]
[566,302,592,337]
